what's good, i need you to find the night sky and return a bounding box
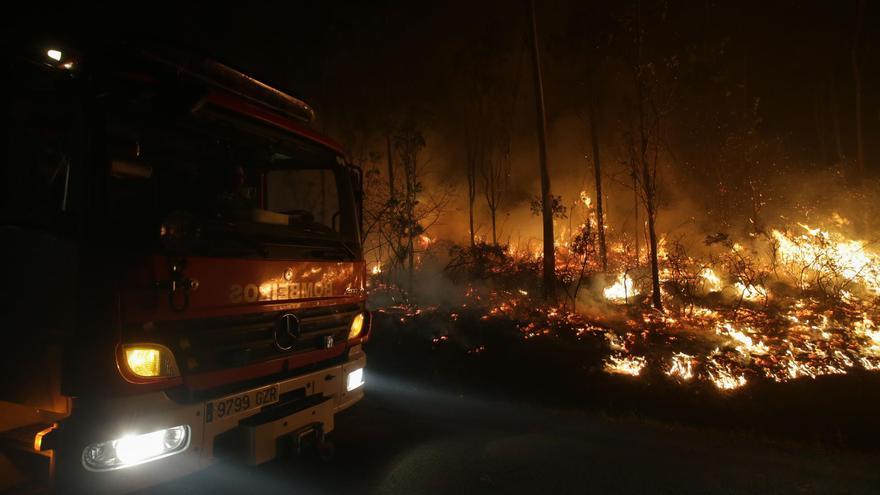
[10,1,880,239]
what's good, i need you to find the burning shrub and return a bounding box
[772,224,880,299]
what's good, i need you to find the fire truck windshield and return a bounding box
[102,85,360,259]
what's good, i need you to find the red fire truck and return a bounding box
[0,43,370,493]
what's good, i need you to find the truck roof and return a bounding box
[141,49,346,156]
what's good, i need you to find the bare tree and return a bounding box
[622,0,678,311]
[830,74,847,175]
[465,139,479,250]
[385,130,396,203]
[851,0,866,176]
[460,68,491,251]
[457,30,521,249]
[587,92,608,272]
[527,0,555,301]
[394,118,424,293]
[482,138,510,246]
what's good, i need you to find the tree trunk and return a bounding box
[852,0,866,176]
[813,84,829,168]
[405,169,415,296]
[467,156,477,251]
[645,204,663,310]
[386,132,395,201]
[490,207,498,246]
[830,76,846,175]
[527,0,555,301]
[632,171,640,262]
[588,96,607,272]
[635,19,663,312]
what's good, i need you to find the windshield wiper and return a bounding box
[327,238,357,260]
[203,226,269,258]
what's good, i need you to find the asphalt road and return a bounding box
[156,370,880,495]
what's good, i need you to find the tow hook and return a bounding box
[293,424,334,462]
[157,258,199,312]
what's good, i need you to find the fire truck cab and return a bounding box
[0,43,370,493]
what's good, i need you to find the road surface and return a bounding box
[151,370,880,495]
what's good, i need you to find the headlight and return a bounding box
[122,344,179,379]
[346,368,364,391]
[348,313,366,340]
[82,425,190,471]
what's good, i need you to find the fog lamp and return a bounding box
[348,313,366,340]
[346,368,364,391]
[82,425,190,471]
[122,344,179,379]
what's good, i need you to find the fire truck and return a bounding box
[0,43,370,493]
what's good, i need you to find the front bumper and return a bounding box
[51,347,365,493]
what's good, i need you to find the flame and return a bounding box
[666,352,695,381]
[700,268,723,292]
[579,190,592,208]
[604,273,638,303]
[704,351,748,390]
[773,224,880,295]
[370,214,880,392]
[735,282,767,301]
[604,354,646,376]
[716,323,769,355]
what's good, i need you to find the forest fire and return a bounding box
[370,214,880,393]
[343,0,880,410]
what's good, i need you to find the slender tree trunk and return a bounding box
[468,188,476,250]
[405,170,415,295]
[830,76,846,176]
[813,85,829,168]
[632,171,640,262]
[638,142,663,311]
[645,203,663,310]
[490,207,498,245]
[635,4,663,311]
[588,97,607,272]
[527,0,555,301]
[407,233,414,294]
[466,155,477,250]
[386,132,395,201]
[852,0,866,176]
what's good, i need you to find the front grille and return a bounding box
[150,303,362,374]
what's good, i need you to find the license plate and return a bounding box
[205,384,279,423]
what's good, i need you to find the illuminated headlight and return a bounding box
[348,313,366,340]
[346,368,364,391]
[82,425,190,471]
[122,344,179,379]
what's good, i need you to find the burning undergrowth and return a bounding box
[368,213,880,395]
